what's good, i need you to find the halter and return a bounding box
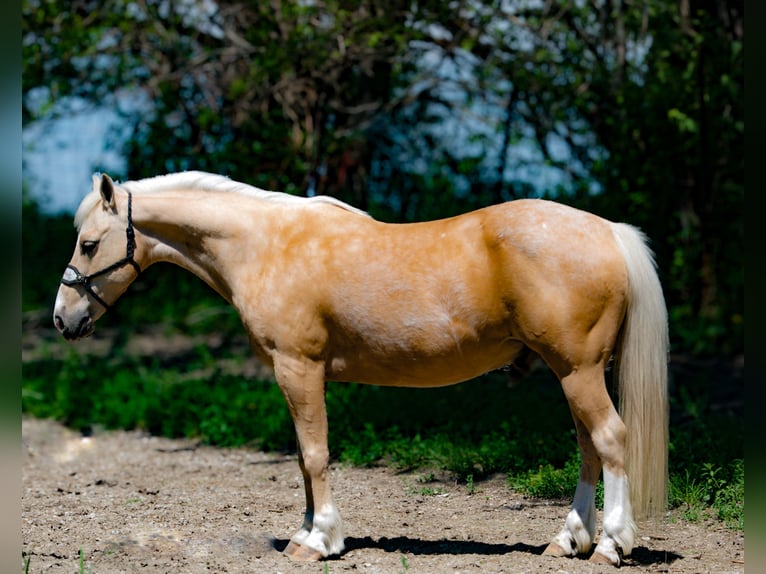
[61,192,141,310]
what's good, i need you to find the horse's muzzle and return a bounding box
[54,314,94,340]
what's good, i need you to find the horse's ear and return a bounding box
[98,173,116,208]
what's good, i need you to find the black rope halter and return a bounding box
[60,192,141,310]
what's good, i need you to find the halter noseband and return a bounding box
[61,191,141,310]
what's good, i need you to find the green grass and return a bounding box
[508,451,583,500]
[22,335,744,531]
[22,349,295,450]
[21,547,91,574]
[670,459,744,529]
[79,548,90,574]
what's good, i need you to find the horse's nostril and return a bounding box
[54,315,64,332]
[77,315,90,336]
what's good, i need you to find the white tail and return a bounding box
[610,222,669,520]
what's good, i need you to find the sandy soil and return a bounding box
[22,416,744,574]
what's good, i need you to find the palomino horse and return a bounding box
[53,171,668,566]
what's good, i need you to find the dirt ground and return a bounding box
[22,416,744,574]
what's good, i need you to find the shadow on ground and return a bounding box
[272,537,682,565]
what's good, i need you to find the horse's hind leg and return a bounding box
[543,415,598,557]
[547,366,636,566]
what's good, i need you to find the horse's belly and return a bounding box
[325,337,525,387]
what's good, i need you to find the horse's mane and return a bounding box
[75,171,370,228]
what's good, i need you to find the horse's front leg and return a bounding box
[274,355,344,561]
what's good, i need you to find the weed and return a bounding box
[337,423,389,467]
[669,459,744,529]
[713,459,744,529]
[20,546,92,573]
[670,469,706,522]
[78,548,91,574]
[417,472,436,483]
[409,482,445,497]
[465,473,476,495]
[400,554,410,572]
[508,452,581,500]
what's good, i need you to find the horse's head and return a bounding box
[53,173,142,340]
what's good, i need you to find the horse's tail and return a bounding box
[610,222,669,520]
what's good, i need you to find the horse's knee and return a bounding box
[301,444,330,476]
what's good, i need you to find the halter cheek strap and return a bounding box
[61,192,141,310]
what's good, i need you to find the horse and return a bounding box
[53,171,668,566]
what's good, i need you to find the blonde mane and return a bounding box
[74,193,100,230]
[75,171,369,229]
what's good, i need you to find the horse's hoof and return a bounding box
[589,551,619,566]
[284,540,324,562]
[542,542,571,557]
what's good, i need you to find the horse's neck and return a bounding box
[133,190,271,303]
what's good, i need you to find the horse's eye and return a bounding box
[80,240,99,256]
